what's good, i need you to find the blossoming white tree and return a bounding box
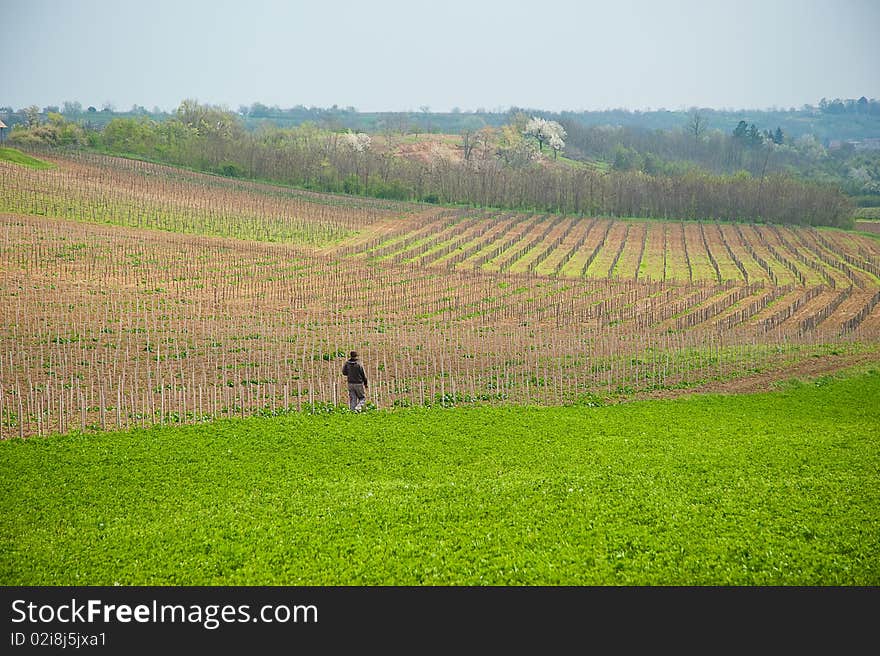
[523,117,566,158]
[341,131,372,153]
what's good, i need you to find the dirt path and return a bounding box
[631,349,880,402]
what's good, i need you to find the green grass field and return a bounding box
[0,147,53,169]
[2,367,877,586]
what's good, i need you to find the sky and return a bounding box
[2,0,879,113]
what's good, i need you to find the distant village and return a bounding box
[828,138,880,151]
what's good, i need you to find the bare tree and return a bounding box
[460,130,481,162]
[688,108,707,143]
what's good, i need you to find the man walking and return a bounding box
[342,350,368,412]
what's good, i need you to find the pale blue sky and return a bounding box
[2,0,878,112]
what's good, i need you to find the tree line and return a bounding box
[6,101,854,227]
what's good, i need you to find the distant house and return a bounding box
[828,138,880,152]
[854,138,880,151]
[0,119,7,144]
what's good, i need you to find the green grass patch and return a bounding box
[0,147,54,170]
[1,370,878,585]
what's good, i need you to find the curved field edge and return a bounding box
[0,147,54,170]
[1,368,878,586]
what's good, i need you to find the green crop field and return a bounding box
[854,208,880,220]
[2,367,878,586]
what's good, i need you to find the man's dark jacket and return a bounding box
[342,359,368,386]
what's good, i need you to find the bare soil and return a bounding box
[393,139,463,165]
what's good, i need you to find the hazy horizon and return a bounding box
[2,0,879,114]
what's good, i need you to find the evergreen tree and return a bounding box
[745,123,763,146]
